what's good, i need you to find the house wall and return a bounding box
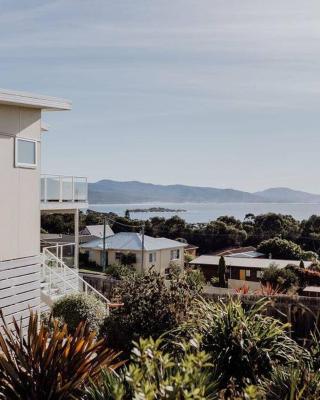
[0,105,41,324]
[86,246,185,274]
[0,105,41,261]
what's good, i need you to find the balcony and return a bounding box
[40,174,88,211]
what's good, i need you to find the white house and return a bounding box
[0,88,108,329]
[80,224,114,239]
[81,232,187,274]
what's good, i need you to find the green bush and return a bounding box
[177,298,306,389]
[85,336,217,400]
[105,263,135,280]
[102,271,200,355]
[52,293,107,334]
[185,267,205,291]
[261,263,299,291]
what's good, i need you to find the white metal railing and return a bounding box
[42,245,110,313]
[41,174,88,204]
[41,243,76,268]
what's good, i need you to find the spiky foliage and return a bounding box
[177,298,305,389]
[235,284,250,294]
[261,366,320,400]
[0,310,123,400]
[256,282,283,296]
[83,368,127,400]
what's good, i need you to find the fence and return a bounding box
[205,292,320,342]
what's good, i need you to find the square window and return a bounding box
[15,138,37,168]
[170,249,180,260]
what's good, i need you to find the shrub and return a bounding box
[52,292,107,334]
[261,366,320,400]
[0,310,122,400]
[105,263,135,280]
[102,271,200,355]
[261,263,299,291]
[177,298,305,389]
[185,267,205,292]
[85,336,217,400]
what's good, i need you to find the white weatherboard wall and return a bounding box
[0,105,41,261]
[0,105,41,325]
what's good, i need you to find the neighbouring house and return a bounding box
[80,224,114,239]
[185,243,199,258]
[175,237,198,259]
[80,232,187,274]
[214,246,265,258]
[0,88,107,328]
[189,255,312,290]
[302,286,320,298]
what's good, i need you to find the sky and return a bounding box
[1,0,320,193]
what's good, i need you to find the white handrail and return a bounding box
[42,262,79,294]
[43,246,110,306]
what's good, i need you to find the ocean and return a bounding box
[88,202,320,223]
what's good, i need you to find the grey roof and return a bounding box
[0,88,71,110]
[303,286,320,293]
[81,224,114,238]
[189,255,312,270]
[80,232,187,251]
[226,251,265,258]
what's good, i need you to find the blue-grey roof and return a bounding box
[80,232,188,251]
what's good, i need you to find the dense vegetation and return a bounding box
[3,285,320,399]
[42,211,320,258]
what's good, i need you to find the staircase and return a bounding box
[41,244,110,313]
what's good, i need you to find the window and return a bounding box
[257,270,263,279]
[245,269,251,278]
[15,138,37,168]
[115,252,123,261]
[170,249,180,260]
[149,252,156,263]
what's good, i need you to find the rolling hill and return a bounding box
[88,180,320,204]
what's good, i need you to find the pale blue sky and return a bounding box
[1,0,320,192]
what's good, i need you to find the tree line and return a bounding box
[41,211,320,258]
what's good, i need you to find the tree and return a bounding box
[218,256,226,287]
[102,271,200,355]
[124,209,131,219]
[257,238,304,260]
[261,263,299,292]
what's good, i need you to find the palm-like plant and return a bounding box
[177,298,306,388]
[0,310,123,400]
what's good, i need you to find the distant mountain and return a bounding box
[254,187,320,203]
[88,180,320,204]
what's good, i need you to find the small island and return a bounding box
[127,207,187,213]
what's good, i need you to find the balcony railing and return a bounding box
[41,174,88,205]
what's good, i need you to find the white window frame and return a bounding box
[170,249,180,261]
[15,137,37,169]
[245,269,251,278]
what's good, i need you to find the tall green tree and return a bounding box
[218,256,226,287]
